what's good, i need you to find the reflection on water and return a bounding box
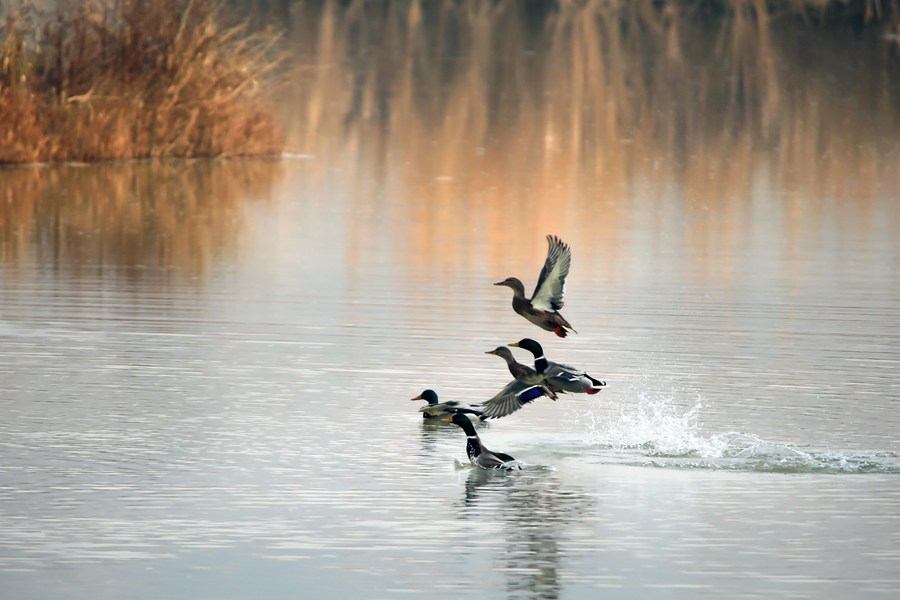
[1,3,899,599]
[283,0,898,247]
[0,159,283,278]
[270,0,900,329]
[459,468,594,600]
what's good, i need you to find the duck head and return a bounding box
[509,338,543,356]
[442,412,477,432]
[493,277,526,295]
[485,346,515,361]
[411,389,439,405]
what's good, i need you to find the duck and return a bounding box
[485,347,556,394]
[479,346,556,419]
[494,234,577,338]
[443,413,521,470]
[509,338,606,394]
[412,389,483,420]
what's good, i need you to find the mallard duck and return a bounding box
[509,338,606,394]
[479,346,556,419]
[494,234,577,338]
[443,413,521,470]
[485,347,556,393]
[412,389,483,420]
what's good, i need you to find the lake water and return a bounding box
[2,4,899,599]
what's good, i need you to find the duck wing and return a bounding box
[545,360,607,392]
[545,360,585,381]
[419,401,483,418]
[476,450,520,470]
[479,380,548,419]
[545,359,579,374]
[492,451,518,463]
[530,235,571,311]
[439,400,481,412]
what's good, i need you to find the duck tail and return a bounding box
[587,375,606,387]
[585,375,606,394]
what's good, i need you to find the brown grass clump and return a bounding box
[0,0,284,164]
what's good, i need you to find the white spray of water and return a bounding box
[567,381,900,473]
[574,383,728,457]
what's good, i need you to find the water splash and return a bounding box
[576,387,714,455]
[571,388,900,474]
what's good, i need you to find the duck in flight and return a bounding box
[411,389,483,421]
[443,413,521,470]
[509,338,606,395]
[494,234,577,338]
[479,346,556,419]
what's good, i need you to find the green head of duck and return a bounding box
[509,338,542,355]
[442,412,476,432]
[410,389,439,405]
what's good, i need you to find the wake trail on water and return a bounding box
[559,386,900,474]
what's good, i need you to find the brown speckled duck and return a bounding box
[494,234,577,338]
[480,346,556,419]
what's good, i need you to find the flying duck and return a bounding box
[412,389,483,420]
[509,338,606,394]
[494,234,577,338]
[479,346,556,419]
[443,413,520,470]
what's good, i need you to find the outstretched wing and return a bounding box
[547,368,581,383]
[478,380,548,419]
[544,359,606,392]
[530,235,571,311]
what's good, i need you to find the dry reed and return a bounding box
[0,0,284,164]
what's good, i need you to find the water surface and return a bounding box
[1,4,899,598]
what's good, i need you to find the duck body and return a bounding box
[412,390,483,420]
[444,413,520,470]
[494,235,577,338]
[510,339,606,394]
[501,278,577,338]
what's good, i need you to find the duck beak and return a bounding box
[441,417,452,422]
[484,350,497,355]
[493,281,506,286]
[508,342,520,347]
[410,394,423,401]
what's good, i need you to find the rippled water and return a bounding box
[3,4,900,599]
[2,156,898,599]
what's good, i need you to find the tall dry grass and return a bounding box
[0,0,284,164]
